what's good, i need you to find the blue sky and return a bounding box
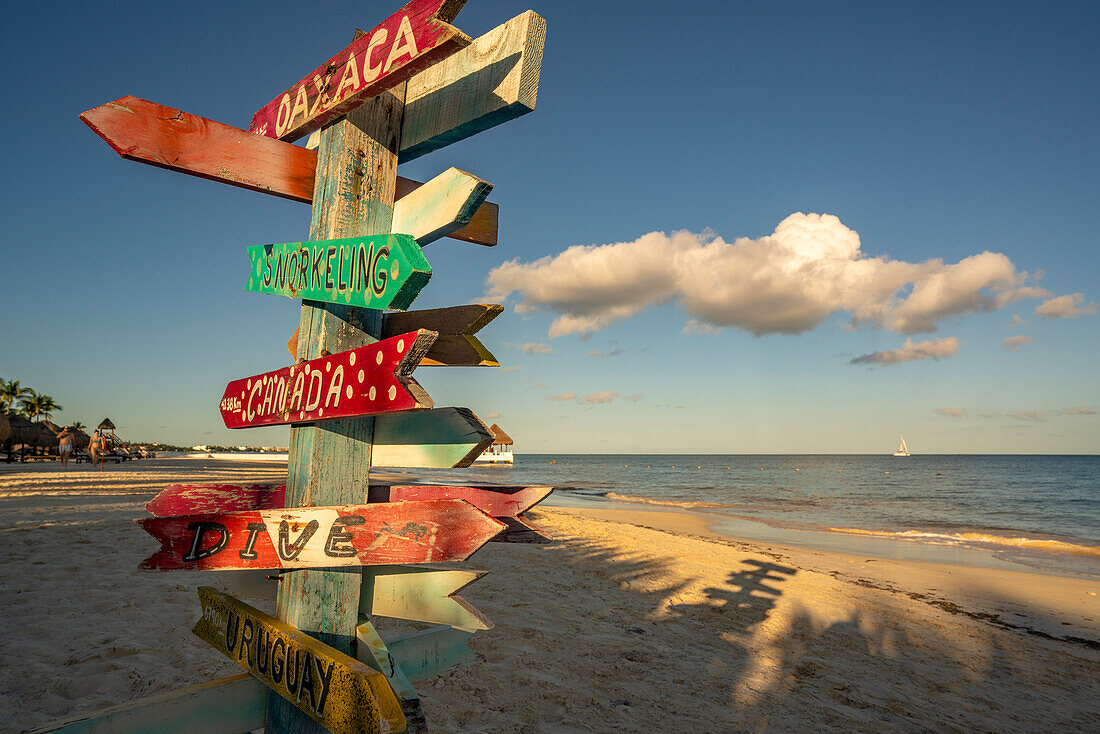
[1,0,1097,453]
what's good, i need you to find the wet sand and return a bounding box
[2,460,1097,732]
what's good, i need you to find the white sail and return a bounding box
[893,435,910,457]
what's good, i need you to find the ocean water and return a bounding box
[384,454,1100,577]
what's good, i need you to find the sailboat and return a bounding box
[893,435,911,457]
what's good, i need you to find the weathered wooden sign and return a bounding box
[290,303,504,365]
[192,587,405,734]
[367,625,478,684]
[78,97,499,245]
[362,565,492,631]
[147,483,550,543]
[399,10,546,162]
[355,619,425,729]
[391,167,492,247]
[245,234,430,311]
[220,330,434,429]
[373,407,494,467]
[138,499,505,571]
[250,0,470,142]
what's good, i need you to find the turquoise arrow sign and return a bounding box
[246,233,431,311]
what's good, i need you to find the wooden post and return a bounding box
[268,82,407,733]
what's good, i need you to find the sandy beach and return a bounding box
[2,459,1097,733]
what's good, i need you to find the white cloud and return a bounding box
[500,365,522,372]
[580,391,619,404]
[485,412,501,419]
[1009,315,1025,328]
[518,343,552,355]
[1010,410,1049,422]
[1062,406,1097,415]
[1002,335,1032,351]
[934,407,966,418]
[1034,293,1098,319]
[547,392,576,402]
[485,213,1048,338]
[850,337,961,366]
[586,348,622,357]
[624,394,644,402]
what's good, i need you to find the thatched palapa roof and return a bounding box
[98,418,116,430]
[489,424,513,446]
[4,413,36,445]
[0,413,9,444]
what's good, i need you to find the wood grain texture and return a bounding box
[194,587,405,734]
[250,0,470,142]
[378,625,479,683]
[138,500,505,570]
[399,10,546,163]
[79,97,498,245]
[220,330,435,429]
[383,304,502,366]
[272,82,406,734]
[354,620,427,733]
[360,565,492,631]
[390,167,492,246]
[371,408,493,468]
[24,674,265,734]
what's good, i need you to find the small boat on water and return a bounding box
[893,434,911,457]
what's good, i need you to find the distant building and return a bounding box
[474,424,514,464]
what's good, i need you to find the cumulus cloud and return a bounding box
[1003,335,1032,350]
[586,348,622,357]
[547,392,576,402]
[849,337,961,366]
[518,343,552,355]
[581,391,619,404]
[934,407,966,418]
[624,394,644,402]
[1009,315,1025,328]
[1034,293,1098,319]
[485,213,1049,338]
[1010,410,1049,422]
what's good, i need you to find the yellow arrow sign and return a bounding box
[192,586,405,734]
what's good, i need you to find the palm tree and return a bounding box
[37,395,62,422]
[72,421,86,431]
[18,390,44,421]
[0,379,24,413]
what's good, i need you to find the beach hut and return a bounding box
[474,423,514,464]
[0,413,9,445]
[69,426,90,450]
[4,413,37,461]
[97,418,116,451]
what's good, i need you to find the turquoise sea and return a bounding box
[384,454,1100,578]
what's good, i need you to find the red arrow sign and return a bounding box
[250,0,470,142]
[78,97,498,245]
[137,500,505,571]
[220,330,434,429]
[146,483,553,541]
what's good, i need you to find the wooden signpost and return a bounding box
[193,587,406,734]
[73,1,549,731]
[138,499,505,571]
[246,234,431,311]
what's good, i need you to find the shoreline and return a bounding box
[2,459,1097,731]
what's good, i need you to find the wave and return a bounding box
[827,527,1100,559]
[604,492,738,510]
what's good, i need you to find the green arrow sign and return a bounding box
[246,234,431,311]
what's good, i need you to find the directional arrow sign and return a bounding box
[361,565,492,631]
[373,625,478,683]
[192,587,405,734]
[354,619,425,731]
[78,97,498,245]
[383,304,502,366]
[245,234,430,311]
[147,483,550,543]
[391,167,492,247]
[137,499,505,571]
[400,10,546,163]
[373,407,493,467]
[220,330,434,429]
[250,0,471,142]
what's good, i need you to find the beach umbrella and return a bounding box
[69,427,90,450]
[0,413,9,444]
[40,419,62,435]
[98,418,116,431]
[32,422,59,448]
[5,413,36,446]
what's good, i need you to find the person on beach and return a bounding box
[57,427,73,469]
[89,429,105,471]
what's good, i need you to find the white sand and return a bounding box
[2,460,1097,733]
